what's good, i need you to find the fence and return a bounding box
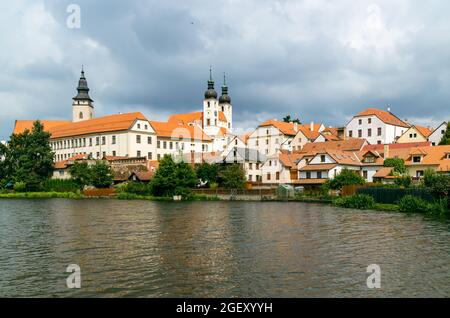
[356,187,434,204]
[193,188,276,196]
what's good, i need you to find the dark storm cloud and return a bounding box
[1,0,450,139]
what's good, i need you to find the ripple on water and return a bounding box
[0,199,449,297]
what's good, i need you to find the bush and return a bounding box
[220,164,247,189]
[40,179,79,192]
[394,175,412,188]
[326,169,365,190]
[397,195,430,213]
[384,158,407,174]
[121,181,151,195]
[334,194,375,209]
[13,182,27,192]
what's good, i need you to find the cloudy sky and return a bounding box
[1,0,449,140]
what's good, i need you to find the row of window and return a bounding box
[358,118,372,125]
[55,151,155,162]
[52,135,153,150]
[156,140,209,152]
[348,127,383,139]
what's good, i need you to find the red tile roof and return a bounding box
[150,121,211,141]
[355,108,410,127]
[13,120,71,135]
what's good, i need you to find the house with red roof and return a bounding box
[346,108,410,145]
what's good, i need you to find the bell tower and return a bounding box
[72,66,94,122]
[203,66,218,130]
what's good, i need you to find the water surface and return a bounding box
[0,199,449,297]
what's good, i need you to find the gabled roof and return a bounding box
[405,145,450,171]
[430,121,448,136]
[13,120,72,135]
[300,138,366,153]
[168,112,203,124]
[414,125,433,138]
[373,167,395,179]
[355,108,410,128]
[259,120,298,136]
[149,121,211,141]
[49,112,148,139]
[278,152,304,168]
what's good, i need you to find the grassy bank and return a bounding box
[0,192,84,199]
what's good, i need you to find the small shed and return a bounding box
[277,184,295,199]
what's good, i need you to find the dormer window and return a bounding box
[412,156,422,163]
[364,156,375,163]
[320,155,326,163]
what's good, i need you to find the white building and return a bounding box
[428,122,448,146]
[260,152,302,184]
[346,108,410,145]
[13,69,157,163]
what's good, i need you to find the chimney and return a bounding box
[293,122,299,132]
[384,144,390,158]
[310,121,314,131]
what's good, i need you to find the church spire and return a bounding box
[73,66,93,102]
[219,72,231,104]
[204,66,217,99]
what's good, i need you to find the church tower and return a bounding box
[219,73,232,131]
[72,67,94,122]
[203,67,219,133]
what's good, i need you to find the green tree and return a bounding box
[174,161,198,196]
[150,155,178,197]
[89,161,113,188]
[150,155,197,197]
[3,121,54,191]
[394,175,412,188]
[69,161,92,188]
[438,122,450,145]
[195,163,219,186]
[220,164,247,189]
[282,115,301,124]
[0,142,7,182]
[326,168,365,190]
[384,158,407,175]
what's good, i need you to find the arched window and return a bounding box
[79,112,83,119]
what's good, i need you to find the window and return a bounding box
[207,119,211,126]
[377,127,382,136]
[112,151,116,156]
[112,136,116,144]
[363,170,368,180]
[368,129,372,137]
[157,140,160,148]
[102,136,106,145]
[276,172,280,180]
[96,137,100,146]
[79,112,83,119]
[136,135,141,144]
[266,129,269,135]
[249,163,253,170]
[377,140,382,144]
[235,139,238,145]
[249,175,253,181]
[89,138,92,146]
[320,155,326,163]
[163,141,167,149]
[256,140,259,146]
[368,118,372,124]
[358,130,362,138]
[412,156,421,163]
[266,139,269,145]
[103,151,106,158]
[137,124,141,129]
[267,173,271,181]
[157,154,161,160]
[317,171,322,179]
[359,119,362,125]
[416,170,424,178]
[409,133,413,138]
[349,130,353,138]
[148,152,152,160]
[364,156,375,163]
[306,172,311,179]
[137,151,141,157]
[145,125,148,130]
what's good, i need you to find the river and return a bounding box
[0,199,449,297]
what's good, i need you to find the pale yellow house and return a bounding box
[397,125,432,143]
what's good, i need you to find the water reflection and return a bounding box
[0,199,449,297]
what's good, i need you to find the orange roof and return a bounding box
[149,121,211,141]
[297,125,321,140]
[301,138,366,153]
[13,120,71,135]
[48,112,148,139]
[218,112,227,122]
[299,163,338,171]
[355,108,410,128]
[414,125,433,138]
[259,120,298,136]
[405,145,450,171]
[278,152,304,168]
[363,141,431,152]
[168,112,203,124]
[53,154,88,169]
[373,167,394,178]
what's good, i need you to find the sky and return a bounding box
[1,0,450,140]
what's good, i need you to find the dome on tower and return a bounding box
[204,67,217,99]
[219,73,231,104]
